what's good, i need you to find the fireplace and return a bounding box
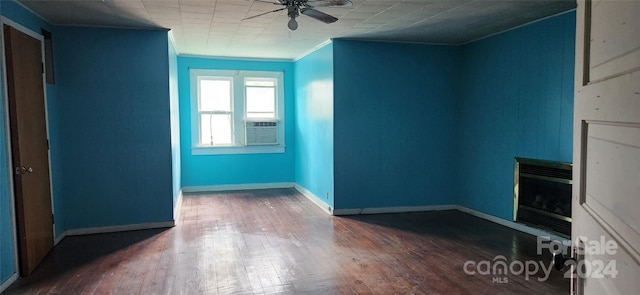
[514,157,572,237]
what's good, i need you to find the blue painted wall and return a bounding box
[168,35,181,212]
[0,107,13,284]
[332,40,461,210]
[0,6,15,277]
[0,0,49,34]
[177,57,295,187]
[53,27,174,229]
[47,78,64,238]
[456,12,576,220]
[294,42,334,208]
[0,0,58,284]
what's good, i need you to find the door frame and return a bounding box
[0,16,56,277]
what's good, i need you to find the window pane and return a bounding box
[200,79,231,112]
[246,86,275,118]
[200,113,232,145]
[246,80,275,87]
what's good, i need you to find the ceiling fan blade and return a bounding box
[305,0,353,8]
[251,0,282,5]
[242,7,287,21]
[300,8,338,24]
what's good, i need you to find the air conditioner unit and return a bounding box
[245,121,278,145]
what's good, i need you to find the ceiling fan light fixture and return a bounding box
[288,17,298,30]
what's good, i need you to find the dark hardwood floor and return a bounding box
[3,188,569,294]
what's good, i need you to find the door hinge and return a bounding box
[41,62,44,74]
[47,139,50,150]
[51,213,55,224]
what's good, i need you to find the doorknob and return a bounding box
[14,166,33,175]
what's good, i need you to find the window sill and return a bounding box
[192,145,285,155]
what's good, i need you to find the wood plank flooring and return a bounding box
[3,188,569,294]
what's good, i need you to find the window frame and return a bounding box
[190,69,285,155]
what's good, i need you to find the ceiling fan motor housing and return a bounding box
[287,5,299,18]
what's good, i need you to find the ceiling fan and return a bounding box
[243,0,353,31]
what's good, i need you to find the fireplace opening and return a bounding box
[514,157,572,237]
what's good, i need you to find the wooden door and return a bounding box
[3,24,54,276]
[572,0,640,293]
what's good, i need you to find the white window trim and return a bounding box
[190,69,285,155]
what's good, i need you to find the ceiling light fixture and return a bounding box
[288,16,298,31]
[287,6,299,31]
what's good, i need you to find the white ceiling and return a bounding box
[18,0,576,60]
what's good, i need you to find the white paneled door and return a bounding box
[572,0,640,294]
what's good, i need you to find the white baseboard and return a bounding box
[321,201,566,241]
[332,204,457,216]
[183,182,295,193]
[50,183,564,246]
[293,184,333,215]
[65,221,175,237]
[454,205,569,242]
[52,197,182,245]
[173,190,183,222]
[0,273,18,294]
[54,230,66,246]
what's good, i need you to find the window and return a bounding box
[246,79,276,119]
[198,78,233,145]
[190,70,285,155]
